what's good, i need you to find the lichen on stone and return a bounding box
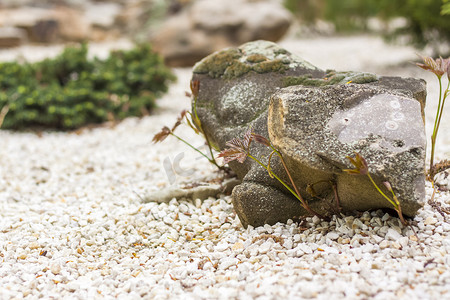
[283,70,379,88]
[253,59,289,74]
[223,61,252,79]
[193,40,320,80]
[193,48,243,78]
[246,54,269,63]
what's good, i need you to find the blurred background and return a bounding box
[0,0,449,66]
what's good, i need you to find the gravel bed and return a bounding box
[1,37,450,299]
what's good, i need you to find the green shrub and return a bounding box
[386,0,450,49]
[284,0,450,50]
[0,43,176,130]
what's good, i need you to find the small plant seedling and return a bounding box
[218,127,326,219]
[343,152,407,226]
[416,55,450,178]
[153,80,227,171]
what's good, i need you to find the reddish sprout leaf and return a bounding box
[343,152,368,175]
[356,153,369,175]
[171,110,187,132]
[416,55,436,71]
[190,80,200,98]
[447,58,450,80]
[383,181,393,192]
[242,127,253,151]
[152,126,171,143]
[252,133,271,147]
[218,128,256,164]
[218,147,247,164]
[225,137,246,151]
[417,55,446,77]
[436,57,450,76]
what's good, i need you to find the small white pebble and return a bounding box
[50,263,61,275]
[326,231,340,240]
[379,240,390,249]
[385,228,402,241]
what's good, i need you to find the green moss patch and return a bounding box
[0,43,175,130]
[194,48,290,79]
[283,70,378,88]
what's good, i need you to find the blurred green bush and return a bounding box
[285,0,450,49]
[0,43,176,130]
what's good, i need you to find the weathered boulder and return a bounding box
[0,27,27,48]
[0,6,91,43]
[269,84,426,218]
[151,0,293,67]
[192,40,427,228]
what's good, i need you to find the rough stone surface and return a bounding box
[192,40,427,227]
[151,0,292,67]
[269,84,426,218]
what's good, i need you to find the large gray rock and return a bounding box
[191,40,427,228]
[269,85,426,218]
[151,0,293,67]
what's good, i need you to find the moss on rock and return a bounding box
[283,70,379,88]
[193,48,243,79]
[246,54,269,63]
[253,59,288,74]
[193,41,315,80]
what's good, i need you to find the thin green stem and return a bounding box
[271,148,326,219]
[434,80,449,146]
[248,154,299,199]
[203,131,219,159]
[190,95,222,167]
[170,132,221,168]
[430,76,444,174]
[367,173,399,209]
[248,152,326,219]
[367,174,407,225]
[272,149,303,198]
[193,96,200,126]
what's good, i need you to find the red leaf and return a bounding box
[190,80,200,98]
[152,126,171,143]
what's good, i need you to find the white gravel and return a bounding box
[1,36,450,299]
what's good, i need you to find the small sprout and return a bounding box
[416,55,450,177]
[152,80,226,171]
[171,109,187,132]
[344,153,407,226]
[343,152,368,175]
[190,80,200,98]
[383,181,393,192]
[152,126,171,143]
[218,127,253,164]
[218,140,248,164]
[416,55,449,78]
[252,133,271,147]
